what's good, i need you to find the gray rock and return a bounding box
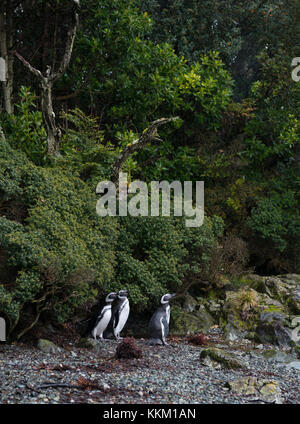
[264,276,300,314]
[286,361,300,371]
[226,377,283,403]
[77,337,115,357]
[224,323,245,342]
[255,312,293,347]
[77,337,99,349]
[262,349,297,364]
[200,347,248,370]
[290,288,300,314]
[201,299,224,321]
[169,305,215,335]
[182,295,198,313]
[37,339,62,354]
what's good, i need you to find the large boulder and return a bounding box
[182,295,198,313]
[254,312,294,347]
[220,286,289,343]
[169,304,215,335]
[241,274,300,315]
[262,349,297,364]
[201,298,224,322]
[263,275,300,314]
[200,347,248,369]
[221,288,261,332]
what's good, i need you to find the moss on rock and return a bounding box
[200,347,248,369]
[169,304,215,335]
[37,338,62,354]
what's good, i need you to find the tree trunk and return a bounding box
[0,6,14,114]
[41,78,60,156]
[13,0,79,157]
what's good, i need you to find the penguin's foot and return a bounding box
[114,333,123,340]
[149,338,163,346]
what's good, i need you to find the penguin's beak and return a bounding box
[170,293,176,299]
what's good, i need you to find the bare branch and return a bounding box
[111,116,180,183]
[13,50,44,81]
[13,1,80,157]
[51,9,79,82]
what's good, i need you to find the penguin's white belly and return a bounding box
[166,305,170,324]
[160,317,165,339]
[94,308,111,337]
[115,301,130,333]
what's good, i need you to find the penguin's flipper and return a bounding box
[94,309,106,328]
[113,306,120,332]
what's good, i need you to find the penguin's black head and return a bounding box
[105,292,118,303]
[118,289,128,299]
[160,293,176,304]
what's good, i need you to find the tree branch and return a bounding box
[111,116,180,184]
[13,50,44,81]
[51,4,79,82]
[16,304,48,341]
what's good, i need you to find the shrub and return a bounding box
[0,139,225,339]
[247,191,300,253]
[111,213,224,310]
[219,235,249,276]
[0,140,118,340]
[1,86,47,165]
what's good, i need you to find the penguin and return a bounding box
[105,289,130,340]
[91,292,117,340]
[149,293,176,346]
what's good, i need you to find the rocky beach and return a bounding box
[0,273,299,405]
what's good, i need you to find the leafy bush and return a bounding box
[0,140,118,339]
[0,140,225,338]
[247,190,300,252]
[58,108,118,185]
[110,213,224,311]
[1,86,47,165]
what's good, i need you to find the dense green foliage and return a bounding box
[0,0,299,338]
[0,140,118,338]
[0,139,223,339]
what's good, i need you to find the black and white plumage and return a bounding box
[149,293,176,346]
[104,289,130,340]
[91,292,117,340]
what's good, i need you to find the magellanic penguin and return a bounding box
[149,293,176,346]
[91,292,117,340]
[110,289,130,340]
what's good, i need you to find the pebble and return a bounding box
[0,328,299,404]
